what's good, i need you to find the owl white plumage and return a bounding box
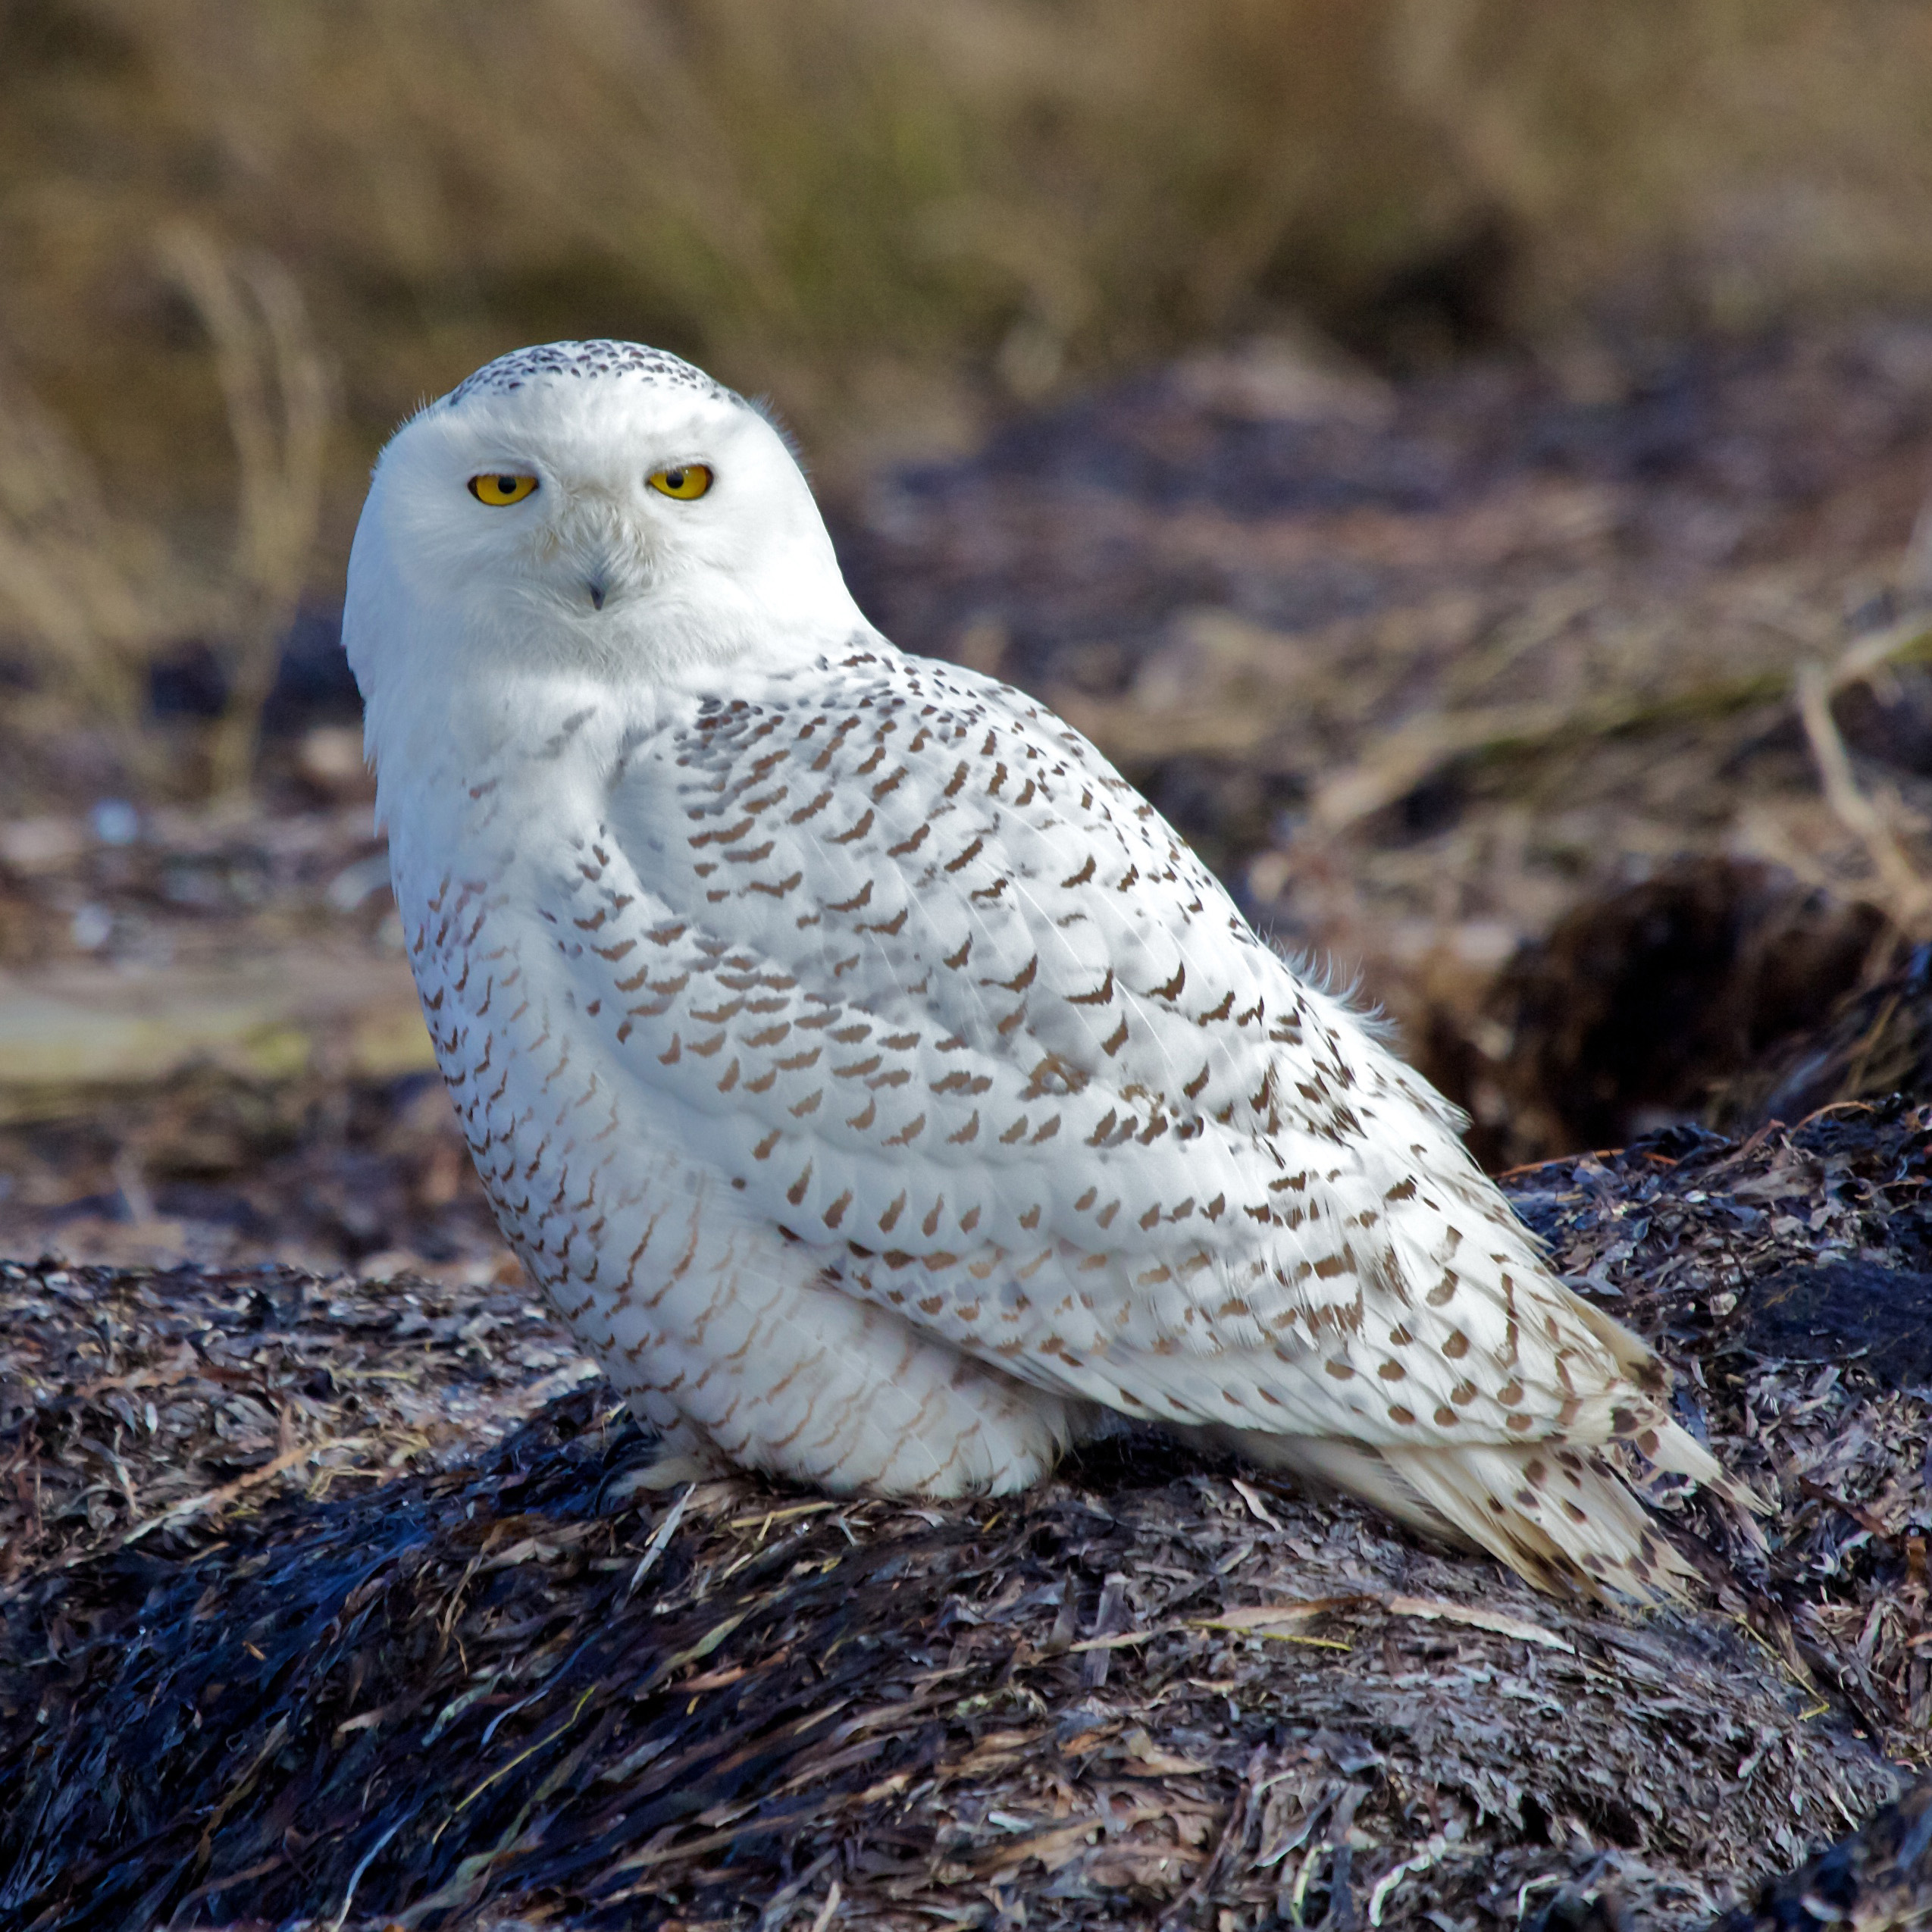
[346,341,1758,1600]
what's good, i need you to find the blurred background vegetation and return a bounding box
[6,0,1932,687]
[3,0,1932,1233]
[11,7,1932,1105]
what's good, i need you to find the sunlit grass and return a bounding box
[2,0,1931,783]
[5,1,1931,490]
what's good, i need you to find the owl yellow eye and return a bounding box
[647,464,713,500]
[468,472,539,506]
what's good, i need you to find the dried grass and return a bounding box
[1790,612,1932,942]
[0,355,186,749]
[157,227,331,798]
[0,227,330,798]
[8,0,1932,516]
[6,1,1932,806]
[1285,553,1932,950]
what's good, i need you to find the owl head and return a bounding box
[345,341,865,731]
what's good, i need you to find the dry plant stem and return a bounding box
[1826,612,1932,696]
[1303,613,1932,834]
[161,227,330,800]
[0,234,327,801]
[1307,675,1793,830]
[1799,629,1932,940]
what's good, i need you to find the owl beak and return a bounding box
[570,516,634,612]
[582,545,616,609]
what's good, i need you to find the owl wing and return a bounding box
[557,643,1658,1458]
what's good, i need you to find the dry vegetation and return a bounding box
[7,1,1932,520]
[0,225,328,801]
[7,1,1932,795]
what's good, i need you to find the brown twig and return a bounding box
[1308,676,1794,830]
[1798,637,1932,939]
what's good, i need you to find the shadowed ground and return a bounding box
[2,1105,1927,1928]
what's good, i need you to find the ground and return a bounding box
[5,325,1932,1926]
[2,1108,1929,1928]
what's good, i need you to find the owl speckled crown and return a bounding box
[446,340,734,408]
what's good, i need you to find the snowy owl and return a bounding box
[346,340,1757,1600]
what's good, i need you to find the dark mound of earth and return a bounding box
[3,1104,1930,1928]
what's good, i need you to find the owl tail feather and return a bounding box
[1226,1419,1766,1605]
